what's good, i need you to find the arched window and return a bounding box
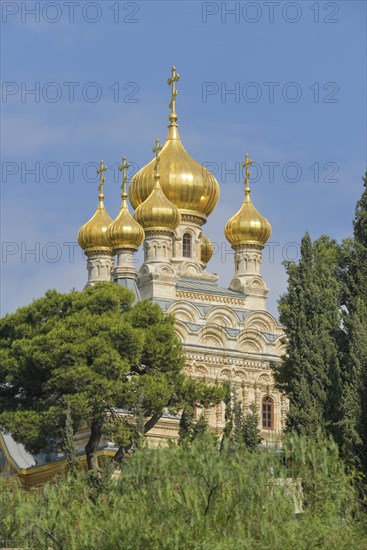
[183,233,192,258]
[262,396,274,429]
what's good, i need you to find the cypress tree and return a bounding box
[273,232,342,438]
[338,172,367,473]
[242,403,262,451]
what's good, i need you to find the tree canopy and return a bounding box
[0,283,224,470]
[272,233,342,438]
[1,434,366,549]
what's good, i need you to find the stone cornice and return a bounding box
[177,290,246,306]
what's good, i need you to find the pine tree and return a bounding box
[0,283,223,471]
[338,172,367,473]
[272,233,342,438]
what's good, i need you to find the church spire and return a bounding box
[243,152,252,196]
[77,160,114,286]
[224,152,272,309]
[119,156,129,200]
[167,65,180,125]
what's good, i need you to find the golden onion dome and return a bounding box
[134,178,181,232]
[224,153,272,248]
[78,161,113,252]
[107,157,145,250]
[129,67,220,222]
[134,139,181,232]
[201,234,214,264]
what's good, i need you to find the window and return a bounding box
[183,233,192,258]
[262,396,274,429]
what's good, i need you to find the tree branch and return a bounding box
[113,411,162,463]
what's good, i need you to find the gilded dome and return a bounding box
[108,195,144,250]
[78,202,113,251]
[78,162,113,252]
[129,68,220,222]
[225,153,272,248]
[225,189,272,247]
[201,234,214,264]
[108,158,145,250]
[134,176,181,232]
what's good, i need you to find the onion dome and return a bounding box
[201,234,214,264]
[108,157,144,250]
[78,161,113,251]
[129,67,220,222]
[134,139,181,232]
[225,153,272,247]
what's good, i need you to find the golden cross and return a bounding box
[97,160,107,196]
[152,138,163,176]
[167,66,180,113]
[242,152,253,192]
[119,156,130,196]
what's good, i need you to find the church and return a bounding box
[0,67,287,486]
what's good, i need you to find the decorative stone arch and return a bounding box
[199,324,225,347]
[245,311,276,334]
[248,277,265,289]
[230,277,244,292]
[219,368,233,379]
[238,328,267,354]
[234,369,248,381]
[206,306,239,328]
[175,225,197,240]
[244,311,277,334]
[174,320,190,342]
[168,301,201,323]
[199,323,227,347]
[195,365,209,377]
[139,265,151,277]
[158,264,175,276]
[274,340,287,356]
[257,372,272,384]
[180,262,201,276]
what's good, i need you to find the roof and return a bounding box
[177,277,246,300]
[1,432,37,470]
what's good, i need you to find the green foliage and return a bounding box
[242,403,262,451]
[0,435,366,549]
[272,233,342,438]
[224,390,262,452]
[178,405,194,445]
[337,172,367,474]
[0,283,227,470]
[60,403,77,477]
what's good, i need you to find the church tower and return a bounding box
[78,161,114,286]
[129,67,220,281]
[134,139,181,300]
[225,153,272,310]
[107,156,144,293]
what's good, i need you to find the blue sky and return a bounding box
[1,0,366,318]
